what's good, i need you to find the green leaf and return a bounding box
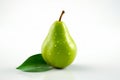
[16,54,53,72]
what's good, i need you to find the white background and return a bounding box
[0,0,120,80]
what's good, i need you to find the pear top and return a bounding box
[58,10,65,22]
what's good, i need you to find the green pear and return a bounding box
[41,10,77,69]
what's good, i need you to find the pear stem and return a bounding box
[59,10,65,21]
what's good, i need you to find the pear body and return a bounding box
[41,21,77,68]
